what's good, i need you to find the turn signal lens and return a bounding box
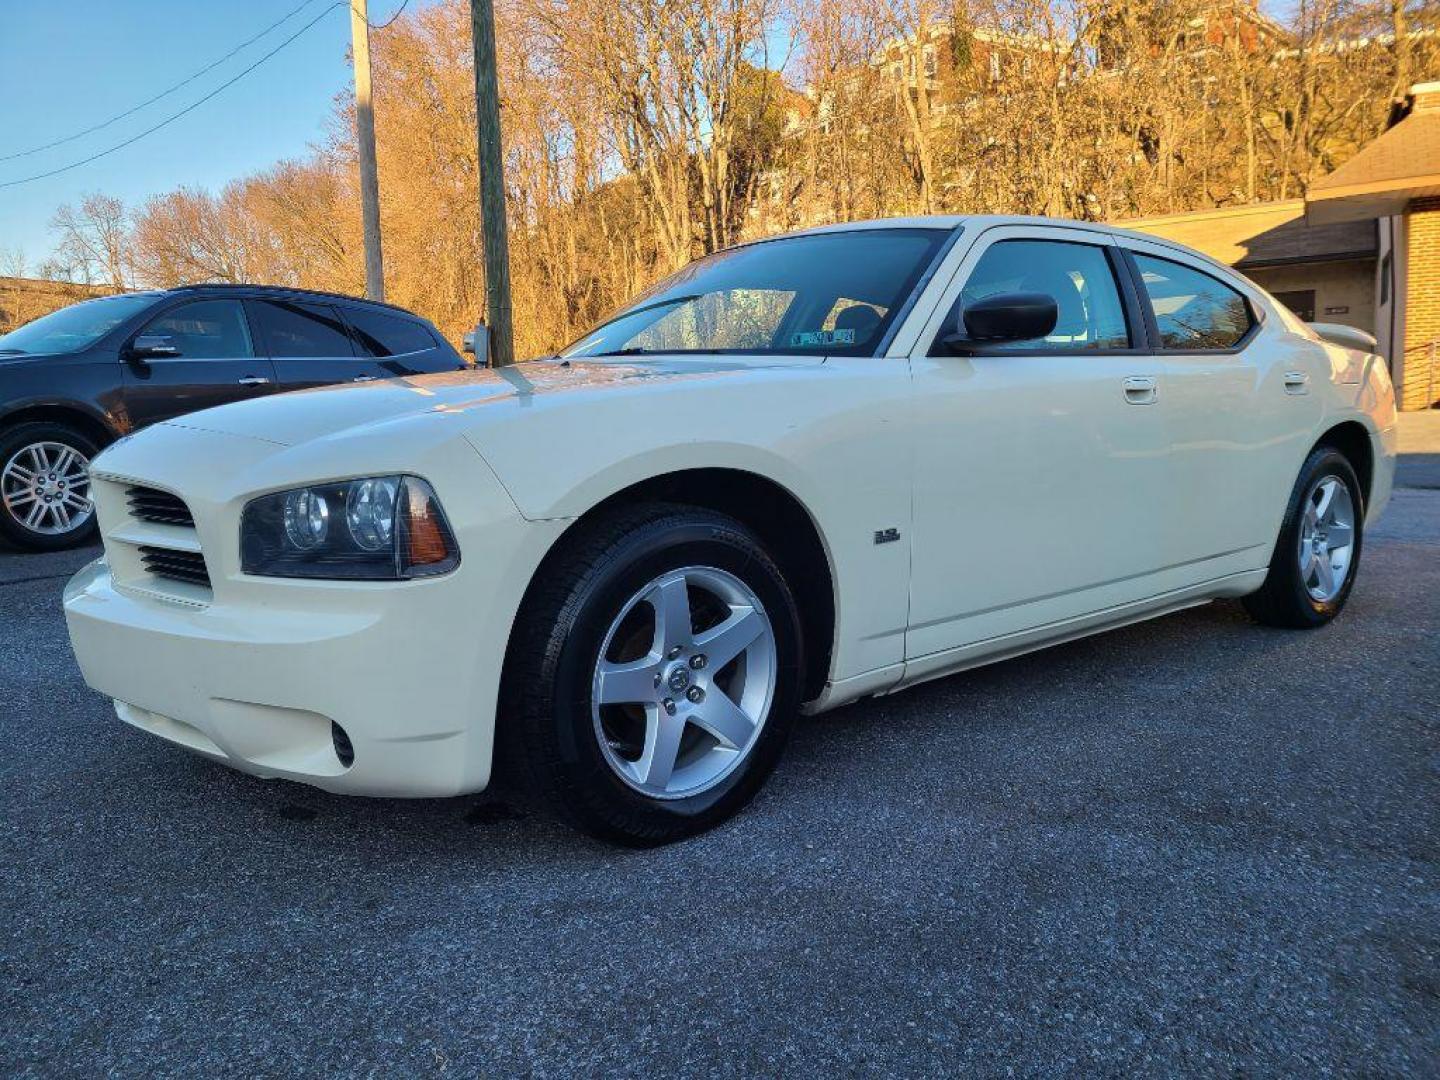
[403,482,451,567]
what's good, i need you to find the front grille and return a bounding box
[138,545,211,588]
[127,485,195,527]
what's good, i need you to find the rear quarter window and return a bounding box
[1132,254,1254,350]
[343,308,437,357]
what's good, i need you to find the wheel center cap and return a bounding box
[666,665,691,694]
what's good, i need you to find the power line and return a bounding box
[0,0,331,164]
[0,3,345,190]
[364,0,411,30]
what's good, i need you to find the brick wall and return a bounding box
[1403,196,1440,409]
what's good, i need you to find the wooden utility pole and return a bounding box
[470,0,515,365]
[351,0,385,301]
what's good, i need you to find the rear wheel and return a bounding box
[1242,446,1364,628]
[498,504,804,845]
[0,422,99,551]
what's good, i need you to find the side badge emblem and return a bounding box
[874,527,900,545]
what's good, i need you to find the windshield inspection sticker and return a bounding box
[790,328,856,348]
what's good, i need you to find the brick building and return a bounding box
[1307,82,1440,410]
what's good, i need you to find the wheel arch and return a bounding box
[511,466,838,705]
[1313,419,1374,508]
[0,402,117,451]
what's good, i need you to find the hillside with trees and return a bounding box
[16,0,1438,354]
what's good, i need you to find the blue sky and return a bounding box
[0,0,413,271]
[1,0,1302,275]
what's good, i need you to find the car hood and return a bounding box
[158,356,813,448]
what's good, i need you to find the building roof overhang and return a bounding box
[1306,84,1440,224]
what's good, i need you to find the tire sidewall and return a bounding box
[1275,448,1364,624]
[543,516,803,841]
[0,422,101,551]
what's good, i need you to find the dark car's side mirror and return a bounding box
[129,334,180,359]
[940,292,1059,354]
[462,321,489,367]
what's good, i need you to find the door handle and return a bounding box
[351,375,377,383]
[1122,375,1158,405]
[1284,370,1310,394]
[237,376,271,387]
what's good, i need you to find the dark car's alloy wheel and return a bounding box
[0,423,99,551]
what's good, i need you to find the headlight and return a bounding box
[241,475,459,580]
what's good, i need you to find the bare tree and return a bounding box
[49,193,132,290]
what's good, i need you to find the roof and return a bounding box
[1120,200,1376,267]
[1308,82,1440,223]
[164,282,421,317]
[749,215,1246,275]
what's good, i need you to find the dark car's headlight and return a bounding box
[241,475,459,580]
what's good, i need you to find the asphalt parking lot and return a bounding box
[4,459,1438,1076]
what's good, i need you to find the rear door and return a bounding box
[121,299,278,428]
[245,298,376,392]
[1120,239,1319,578]
[339,305,463,377]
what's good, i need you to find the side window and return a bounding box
[249,300,355,358]
[344,308,436,357]
[1132,254,1254,350]
[950,239,1131,352]
[137,300,252,359]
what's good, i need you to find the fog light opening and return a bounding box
[331,722,355,769]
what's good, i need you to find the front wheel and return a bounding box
[1243,446,1364,628]
[498,504,804,845]
[0,422,100,552]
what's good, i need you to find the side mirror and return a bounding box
[941,292,1058,353]
[462,322,489,367]
[129,334,179,359]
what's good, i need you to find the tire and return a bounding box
[0,422,101,552]
[1242,445,1364,629]
[497,503,805,845]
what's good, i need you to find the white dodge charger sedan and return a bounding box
[64,217,1397,844]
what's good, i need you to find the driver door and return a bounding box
[904,225,1174,664]
[122,299,278,429]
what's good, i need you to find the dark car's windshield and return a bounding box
[0,293,157,355]
[559,228,951,359]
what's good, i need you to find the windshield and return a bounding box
[0,293,157,355]
[560,228,950,359]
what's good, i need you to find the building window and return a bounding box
[1272,289,1317,323]
[923,44,937,78]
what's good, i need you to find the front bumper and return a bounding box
[65,557,493,796]
[62,420,565,798]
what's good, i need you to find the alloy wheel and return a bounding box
[1,440,93,536]
[1296,473,1355,603]
[591,565,777,800]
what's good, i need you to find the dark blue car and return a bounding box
[0,284,465,551]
